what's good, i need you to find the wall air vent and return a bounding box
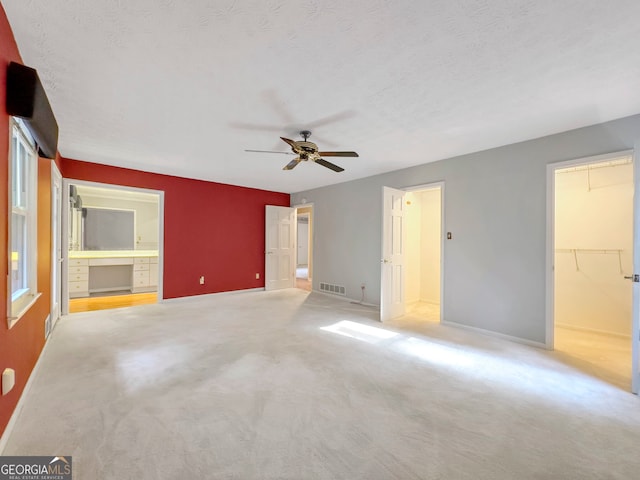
[319,282,346,296]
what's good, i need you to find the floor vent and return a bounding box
[319,282,346,296]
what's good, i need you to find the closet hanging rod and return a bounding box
[555,249,625,273]
[555,248,623,254]
[555,157,632,174]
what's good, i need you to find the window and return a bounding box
[8,118,38,325]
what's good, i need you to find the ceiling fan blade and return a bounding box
[283,157,301,170]
[307,133,338,148]
[306,110,356,129]
[229,122,283,132]
[245,149,295,155]
[261,89,297,124]
[315,158,344,172]
[280,137,297,148]
[318,151,359,157]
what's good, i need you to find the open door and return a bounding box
[265,205,296,291]
[50,163,63,331]
[381,187,406,321]
[632,146,640,394]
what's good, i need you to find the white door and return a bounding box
[381,187,406,321]
[632,145,640,394]
[50,163,63,329]
[265,206,296,291]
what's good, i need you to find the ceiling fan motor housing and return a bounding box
[297,141,318,154]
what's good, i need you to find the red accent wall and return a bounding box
[0,5,52,437]
[60,159,290,299]
[0,3,288,437]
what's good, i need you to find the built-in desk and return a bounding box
[68,250,158,298]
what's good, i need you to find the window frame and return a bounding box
[7,117,40,327]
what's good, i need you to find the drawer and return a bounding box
[133,277,150,288]
[133,272,149,288]
[69,280,89,292]
[69,272,89,282]
[69,258,89,267]
[133,270,149,281]
[133,263,150,272]
[69,266,89,275]
[149,257,159,264]
[134,257,150,265]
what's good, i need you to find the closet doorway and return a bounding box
[295,204,313,291]
[404,183,443,322]
[550,152,633,390]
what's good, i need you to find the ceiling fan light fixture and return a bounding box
[247,130,358,172]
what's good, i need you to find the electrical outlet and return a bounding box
[256,273,260,279]
[199,276,205,285]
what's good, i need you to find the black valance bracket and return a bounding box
[6,61,59,159]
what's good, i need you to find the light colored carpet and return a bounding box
[555,325,631,390]
[3,289,640,479]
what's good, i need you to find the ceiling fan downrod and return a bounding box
[300,130,311,141]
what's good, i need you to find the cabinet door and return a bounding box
[133,270,150,287]
[69,280,89,298]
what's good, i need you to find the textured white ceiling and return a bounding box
[3,0,640,193]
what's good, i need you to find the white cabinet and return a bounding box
[132,256,158,293]
[68,254,159,298]
[68,258,89,298]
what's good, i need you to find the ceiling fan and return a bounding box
[245,130,359,172]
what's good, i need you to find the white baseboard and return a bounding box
[555,322,631,339]
[441,320,547,349]
[162,287,265,304]
[0,323,54,454]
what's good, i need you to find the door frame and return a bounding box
[62,179,165,315]
[403,181,446,322]
[50,162,63,331]
[545,149,634,350]
[546,149,640,393]
[632,141,640,394]
[292,203,314,281]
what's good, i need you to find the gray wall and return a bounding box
[291,114,640,344]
